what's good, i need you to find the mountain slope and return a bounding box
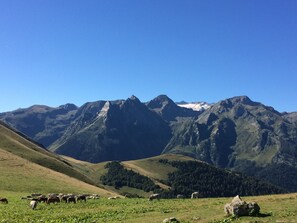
[98,154,285,197]
[50,96,172,163]
[0,95,205,163]
[164,96,297,191]
[0,121,117,196]
[0,104,78,147]
[283,112,297,125]
[0,121,94,184]
[0,149,112,195]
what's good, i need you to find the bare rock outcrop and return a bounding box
[224,195,260,217]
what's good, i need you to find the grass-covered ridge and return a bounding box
[94,154,285,198]
[0,122,94,185]
[0,149,111,195]
[0,122,116,196]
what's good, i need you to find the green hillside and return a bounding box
[62,154,195,196]
[67,154,284,198]
[0,122,116,196]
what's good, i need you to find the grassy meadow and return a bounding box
[1,192,297,223]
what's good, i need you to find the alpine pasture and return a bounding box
[1,192,297,222]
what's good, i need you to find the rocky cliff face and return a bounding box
[50,96,172,162]
[163,96,297,191]
[165,96,297,167]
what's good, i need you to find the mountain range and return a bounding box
[1,95,297,191]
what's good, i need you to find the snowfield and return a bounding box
[176,102,211,111]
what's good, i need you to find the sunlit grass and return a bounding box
[1,192,297,223]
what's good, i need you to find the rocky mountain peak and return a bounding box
[218,96,258,109]
[58,103,78,111]
[125,95,141,104]
[147,95,199,121]
[146,95,175,110]
[121,96,143,110]
[129,95,140,101]
[229,96,259,106]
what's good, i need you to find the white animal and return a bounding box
[148,193,160,201]
[191,192,199,199]
[30,200,38,210]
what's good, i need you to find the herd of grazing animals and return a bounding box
[19,193,100,209]
[1,192,200,210]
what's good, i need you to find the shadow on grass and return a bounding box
[256,212,272,218]
[212,213,272,223]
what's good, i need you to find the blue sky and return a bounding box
[0,0,296,112]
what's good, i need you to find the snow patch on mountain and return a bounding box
[176,102,211,111]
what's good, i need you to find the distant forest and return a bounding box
[100,161,160,192]
[159,159,285,198]
[100,160,285,198]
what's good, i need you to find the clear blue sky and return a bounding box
[0,0,296,112]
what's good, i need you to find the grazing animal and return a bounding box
[163,217,180,223]
[176,194,185,199]
[108,196,120,200]
[21,195,32,200]
[37,195,47,203]
[191,192,199,199]
[47,196,60,204]
[0,198,8,204]
[148,193,160,201]
[77,195,86,202]
[30,200,38,210]
[60,195,69,203]
[67,196,76,204]
[88,194,100,199]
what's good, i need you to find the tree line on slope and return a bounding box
[100,161,160,192]
[100,160,285,198]
[159,159,286,198]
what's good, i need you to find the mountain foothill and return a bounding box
[1,94,297,193]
